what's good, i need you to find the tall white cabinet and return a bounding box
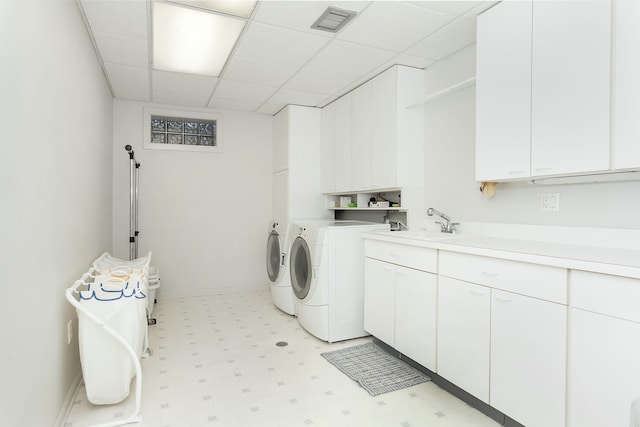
[273,105,331,223]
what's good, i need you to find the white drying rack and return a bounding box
[65,252,152,427]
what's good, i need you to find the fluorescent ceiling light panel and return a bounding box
[169,0,257,18]
[153,2,246,77]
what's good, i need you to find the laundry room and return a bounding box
[2,1,640,427]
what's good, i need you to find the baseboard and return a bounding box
[53,370,82,427]
[372,337,524,427]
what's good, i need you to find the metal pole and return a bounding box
[134,162,140,259]
[125,145,136,261]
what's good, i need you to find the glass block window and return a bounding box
[144,108,223,153]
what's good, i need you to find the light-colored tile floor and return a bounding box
[64,290,501,427]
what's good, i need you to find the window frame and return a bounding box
[143,107,224,153]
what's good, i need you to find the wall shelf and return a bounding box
[329,207,406,212]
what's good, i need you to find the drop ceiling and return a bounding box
[78,0,496,115]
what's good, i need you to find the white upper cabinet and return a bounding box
[321,101,336,193]
[321,65,424,193]
[476,0,613,181]
[475,0,532,182]
[321,94,352,194]
[351,80,373,191]
[334,94,352,193]
[612,0,640,170]
[530,0,611,177]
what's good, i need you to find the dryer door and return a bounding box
[290,236,312,300]
[266,230,282,283]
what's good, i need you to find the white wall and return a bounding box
[0,1,113,425]
[422,45,640,231]
[112,100,273,298]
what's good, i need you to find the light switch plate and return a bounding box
[541,192,560,212]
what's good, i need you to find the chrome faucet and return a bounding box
[427,208,459,233]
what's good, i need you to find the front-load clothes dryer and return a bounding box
[289,220,389,342]
[266,220,295,315]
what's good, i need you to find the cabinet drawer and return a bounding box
[365,239,437,273]
[571,270,640,322]
[439,251,567,304]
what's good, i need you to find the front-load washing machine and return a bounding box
[266,220,295,315]
[289,220,389,342]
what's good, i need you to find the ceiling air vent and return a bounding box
[311,7,357,33]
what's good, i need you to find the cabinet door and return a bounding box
[475,0,532,181]
[530,0,611,177]
[613,0,640,170]
[334,94,352,192]
[371,67,397,189]
[569,308,640,427]
[394,267,436,371]
[437,276,490,402]
[363,258,395,346]
[351,81,372,191]
[273,107,289,172]
[273,170,288,222]
[321,102,336,193]
[490,289,566,427]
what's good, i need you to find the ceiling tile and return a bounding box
[104,62,150,101]
[406,16,477,61]
[207,97,264,112]
[93,32,148,68]
[152,71,217,107]
[337,2,454,52]
[410,1,482,15]
[213,80,277,104]
[463,1,499,17]
[267,88,328,107]
[233,22,329,66]
[303,40,396,78]
[385,53,435,70]
[80,0,147,40]
[253,1,370,36]
[223,56,299,87]
[256,103,286,115]
[284,68,356,95]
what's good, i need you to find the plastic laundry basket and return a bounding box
[77,272,148,405]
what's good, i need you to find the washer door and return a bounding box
[289,236,312,300]
[266,230,282,283]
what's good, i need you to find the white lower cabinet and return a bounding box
[437,276,491,402]
[568,271,640,427]
[394,266,437,371]
[363,258,395,346]
[439,250,567,427]
[364,240,437,371]
[490,289,567,427]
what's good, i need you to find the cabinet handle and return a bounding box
[534,166,553,172]
[508,170,525,175]
[389,252,400,257]
[469,290,486,296]
[481,271,499,277]
[494,296,512,303]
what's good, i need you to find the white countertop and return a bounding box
[363,231,640,279]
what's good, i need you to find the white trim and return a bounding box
[143,107,224,153]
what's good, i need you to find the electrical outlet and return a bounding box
[541,192,560,212]
[67,320,73,344]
